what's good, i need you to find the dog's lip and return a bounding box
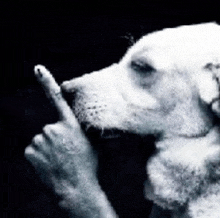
[178,131,209,139]
[88,127,123,139]
[80,123,126,139]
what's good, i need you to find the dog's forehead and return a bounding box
[121,23,220,71]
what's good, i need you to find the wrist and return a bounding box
[55,179,118,218]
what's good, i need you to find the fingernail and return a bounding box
[37,68,43,78]
[34,65,45,78]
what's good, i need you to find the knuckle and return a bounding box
[42,124,54,135]
[63,119,79,130]
[32,134,43,146]
[24,146,48,166]
[43,123,64,138]
[44,123,62,131]
[49,89,62,101]
[53,90,62,98]
[24,146,35,156]
[57,121,67,129]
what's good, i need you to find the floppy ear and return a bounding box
[196,63,220,116]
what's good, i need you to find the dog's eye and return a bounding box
[131,60,155,74]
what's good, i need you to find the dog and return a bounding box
[25,23,220,217]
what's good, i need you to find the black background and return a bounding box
[2,0,220,217]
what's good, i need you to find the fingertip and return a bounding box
[34,65,51,79]
[33,65,76,122]
[34,64,44,75]
[24,145,35,157]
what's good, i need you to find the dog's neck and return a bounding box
[149,126,220,217]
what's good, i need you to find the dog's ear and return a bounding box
[196,63,220,116]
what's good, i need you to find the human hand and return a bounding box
[24,65,117,217]
[25,65,98,193]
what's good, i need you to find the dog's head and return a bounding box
[62,23,220,139]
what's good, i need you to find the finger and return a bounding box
[25,145,50,166]
[34,65,78,124]
[31,134,44,149]
[42,123,64,141]
[31,134,51,157]
[25,145,52,186]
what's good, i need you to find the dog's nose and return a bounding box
[61,79,81,110]
[61,75,88,93]
[61,80,76,93]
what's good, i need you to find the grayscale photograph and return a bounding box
[2,1,220,217]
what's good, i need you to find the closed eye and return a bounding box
[131,59,156,74]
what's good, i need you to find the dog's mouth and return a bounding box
[80,123,127,140]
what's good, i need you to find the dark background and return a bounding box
[2,0,220,217]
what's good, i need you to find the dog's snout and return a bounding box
[61,74,93,93]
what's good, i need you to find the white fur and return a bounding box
[61,23,220,217]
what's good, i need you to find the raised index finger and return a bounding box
[34,65,78,124]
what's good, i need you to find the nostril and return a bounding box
[61,79,81,93]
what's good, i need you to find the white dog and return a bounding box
[25,23,220,217]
